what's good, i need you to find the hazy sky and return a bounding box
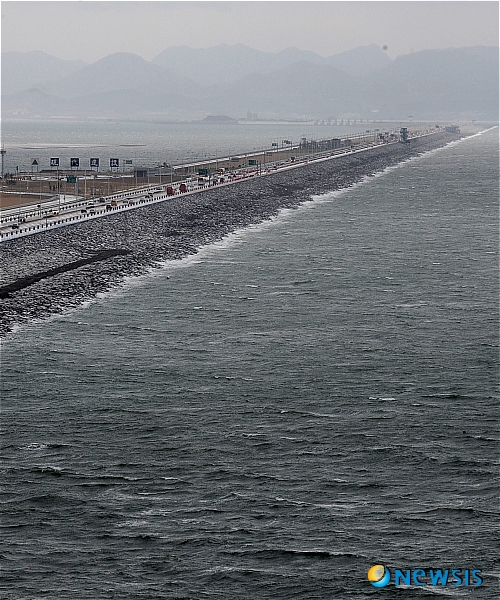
[1,1,498,63]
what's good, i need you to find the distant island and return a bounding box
[201,115,238,124]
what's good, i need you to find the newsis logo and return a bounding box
[367,564,483,588]
[368,565,391,588]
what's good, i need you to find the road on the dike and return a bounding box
[0,132,437,243]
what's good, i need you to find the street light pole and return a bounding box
[57,166,61,213]
[0,146,6,180]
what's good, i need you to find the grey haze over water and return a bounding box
[2,4,497,122]
[1,129,498,597]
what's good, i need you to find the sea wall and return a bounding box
[0,132,457,335]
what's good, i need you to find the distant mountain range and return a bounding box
[2,44,498,121]
[151,43,392,85]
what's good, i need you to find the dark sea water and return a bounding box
[1,129,498,598]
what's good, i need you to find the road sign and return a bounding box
[67,176,77,183]
[90,158,100,168]
[70,158,80,168]
[50,157,59,167]
[110,158,119,168]
[32,159,39,166]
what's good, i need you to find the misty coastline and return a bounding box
[0,132,459,336]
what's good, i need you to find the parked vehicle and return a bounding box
[166,186,175,196]
[179,183,187,193]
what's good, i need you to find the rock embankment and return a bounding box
[0,133,456,335]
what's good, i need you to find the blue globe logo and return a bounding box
[368,564,391,587]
